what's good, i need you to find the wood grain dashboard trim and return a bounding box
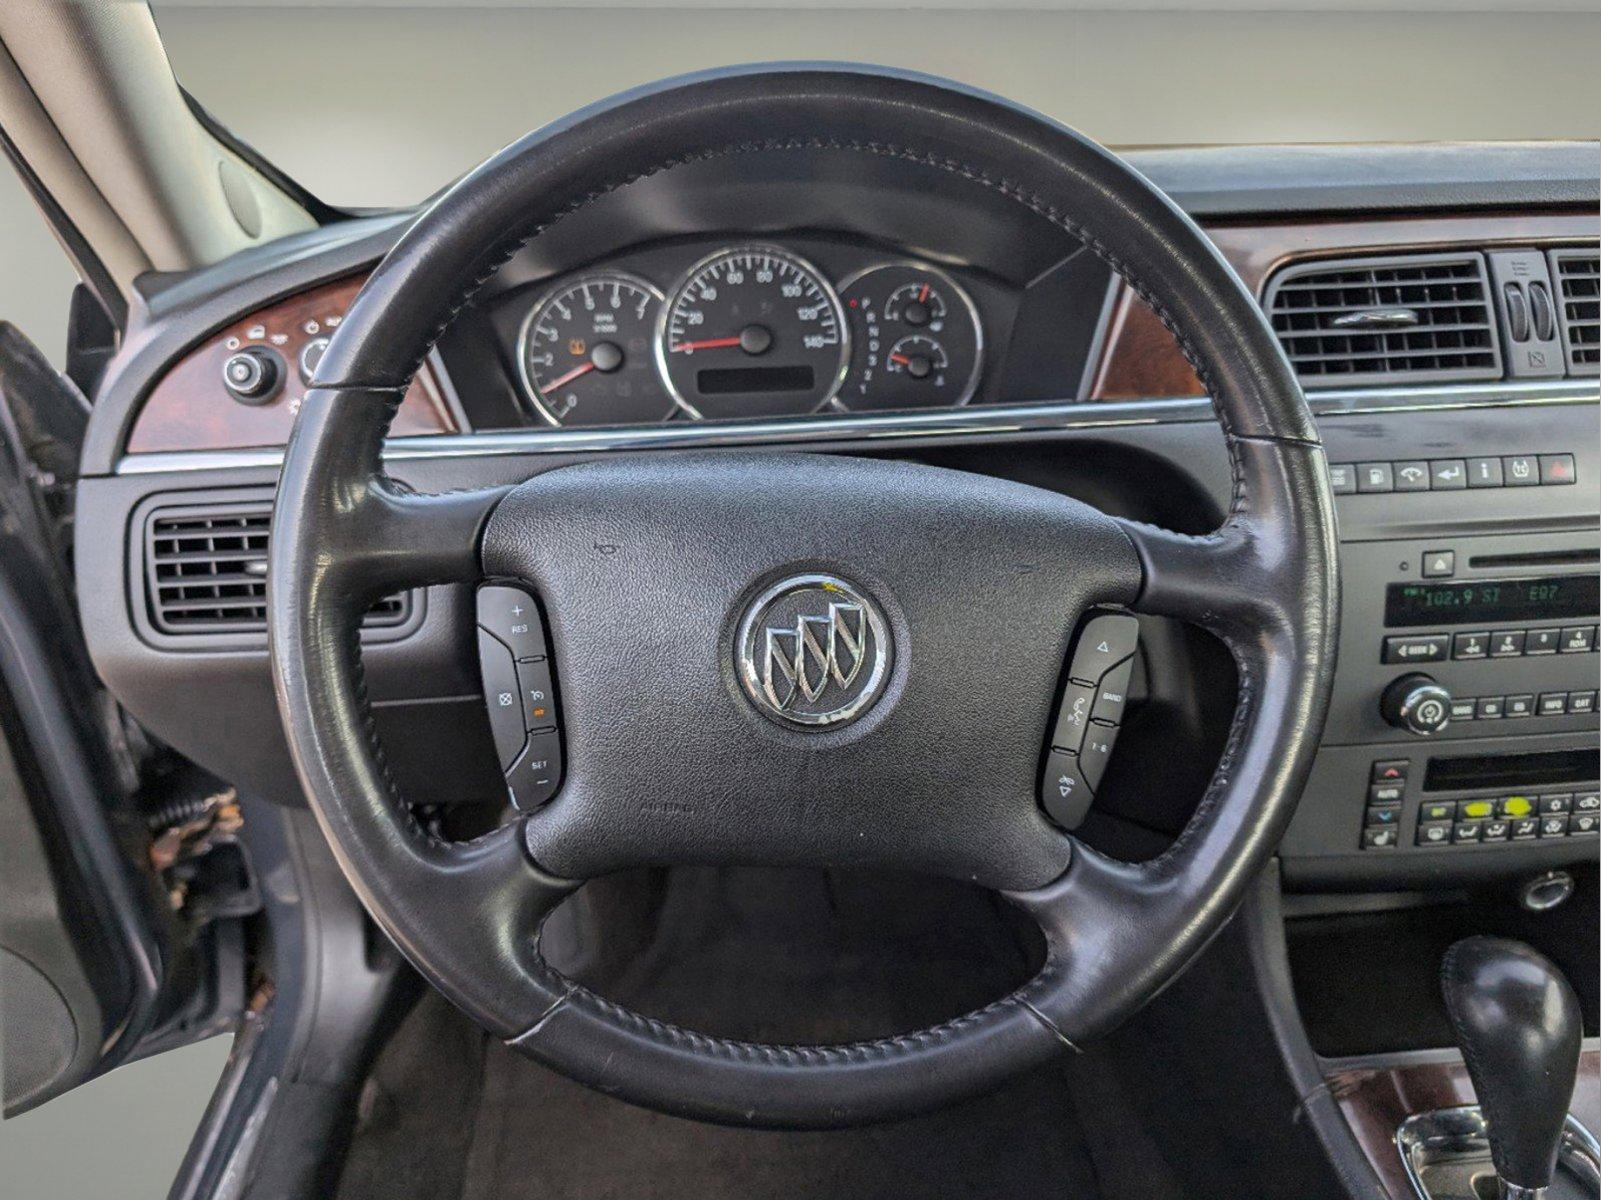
[1329,1049,1600,1199]
[125,275,458,454]
[1089,210,1601,402]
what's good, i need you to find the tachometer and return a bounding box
[518,272,674,426]
[657,246,848,420]
[837,264,982,411]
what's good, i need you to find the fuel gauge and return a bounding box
[837,264,982,411]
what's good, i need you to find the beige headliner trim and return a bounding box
[0,1,312,300]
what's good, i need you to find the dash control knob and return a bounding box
[1381,674,1453,736]
[221,347,284,405]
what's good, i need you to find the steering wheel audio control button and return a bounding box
[477,629,528,771]
[506,731,563,811]
[1041,749,1094,830]
[1049,680,1097,751]
[1068,613,1139,683]
[1090,658,1134,725]
[478,585,548,660]
[1079,723,1119,791]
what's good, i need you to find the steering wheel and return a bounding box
[268,64,1337,1129]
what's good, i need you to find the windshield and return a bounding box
[154,2,1598,209]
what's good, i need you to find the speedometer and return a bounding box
[657,246,848,420]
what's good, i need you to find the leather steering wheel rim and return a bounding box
[268,64,1339,1129]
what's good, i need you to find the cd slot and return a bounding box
[1467,548,1599,570]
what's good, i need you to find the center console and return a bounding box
[1281,404,1601,888]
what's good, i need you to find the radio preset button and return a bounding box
[1560,626,1596,653]
[1525,628,1561,655]
[1489,630,1526,657]
[1453,631,1490,660]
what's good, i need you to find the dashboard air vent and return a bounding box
[1264,252,1501,387]
[145,502,408,634]
[1548,247,1600,375]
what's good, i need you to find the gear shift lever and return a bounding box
[1441,937,1583,1199]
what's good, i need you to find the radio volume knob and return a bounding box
[1381,674,1454,736]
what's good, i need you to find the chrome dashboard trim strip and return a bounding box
[112,378,1598,476]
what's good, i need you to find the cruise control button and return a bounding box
[1068,614,1139,684]
[1560,625,1596,653]
[1040,749,1093,829]
[1383,634,1449,664]
[505,730,562,810]
[477,629,528,772]
[1453,631,1490,660]
[516,658,558,731]
[478,585,548,660]
[1050,680,1098,752]
[1089,658,1133,726]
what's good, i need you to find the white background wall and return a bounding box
[0,5,1598,1198]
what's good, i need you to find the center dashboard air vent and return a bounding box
[1263,252,1502,387]
[144,501,410,635]
[1549,247,1600,375]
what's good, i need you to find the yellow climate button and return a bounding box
[1461,800,1496,820]
[1500,795,1534,818]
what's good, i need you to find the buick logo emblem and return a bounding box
[737,574,891,728]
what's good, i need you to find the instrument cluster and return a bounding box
[512,241,986,427]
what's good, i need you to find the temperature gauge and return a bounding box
[837,264,981,411]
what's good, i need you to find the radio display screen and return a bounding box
[1385,575,1600,628]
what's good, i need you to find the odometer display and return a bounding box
[657,246,847,419]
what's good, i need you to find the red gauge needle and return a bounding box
[917,284,930,303]
[671,336,743,353]
[889,354,912,366]
[542,361,596,391]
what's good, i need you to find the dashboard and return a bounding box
[70,140,1601,898]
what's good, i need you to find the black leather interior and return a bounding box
[1441,935,1583,1189]
[268,64,1339,1127]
